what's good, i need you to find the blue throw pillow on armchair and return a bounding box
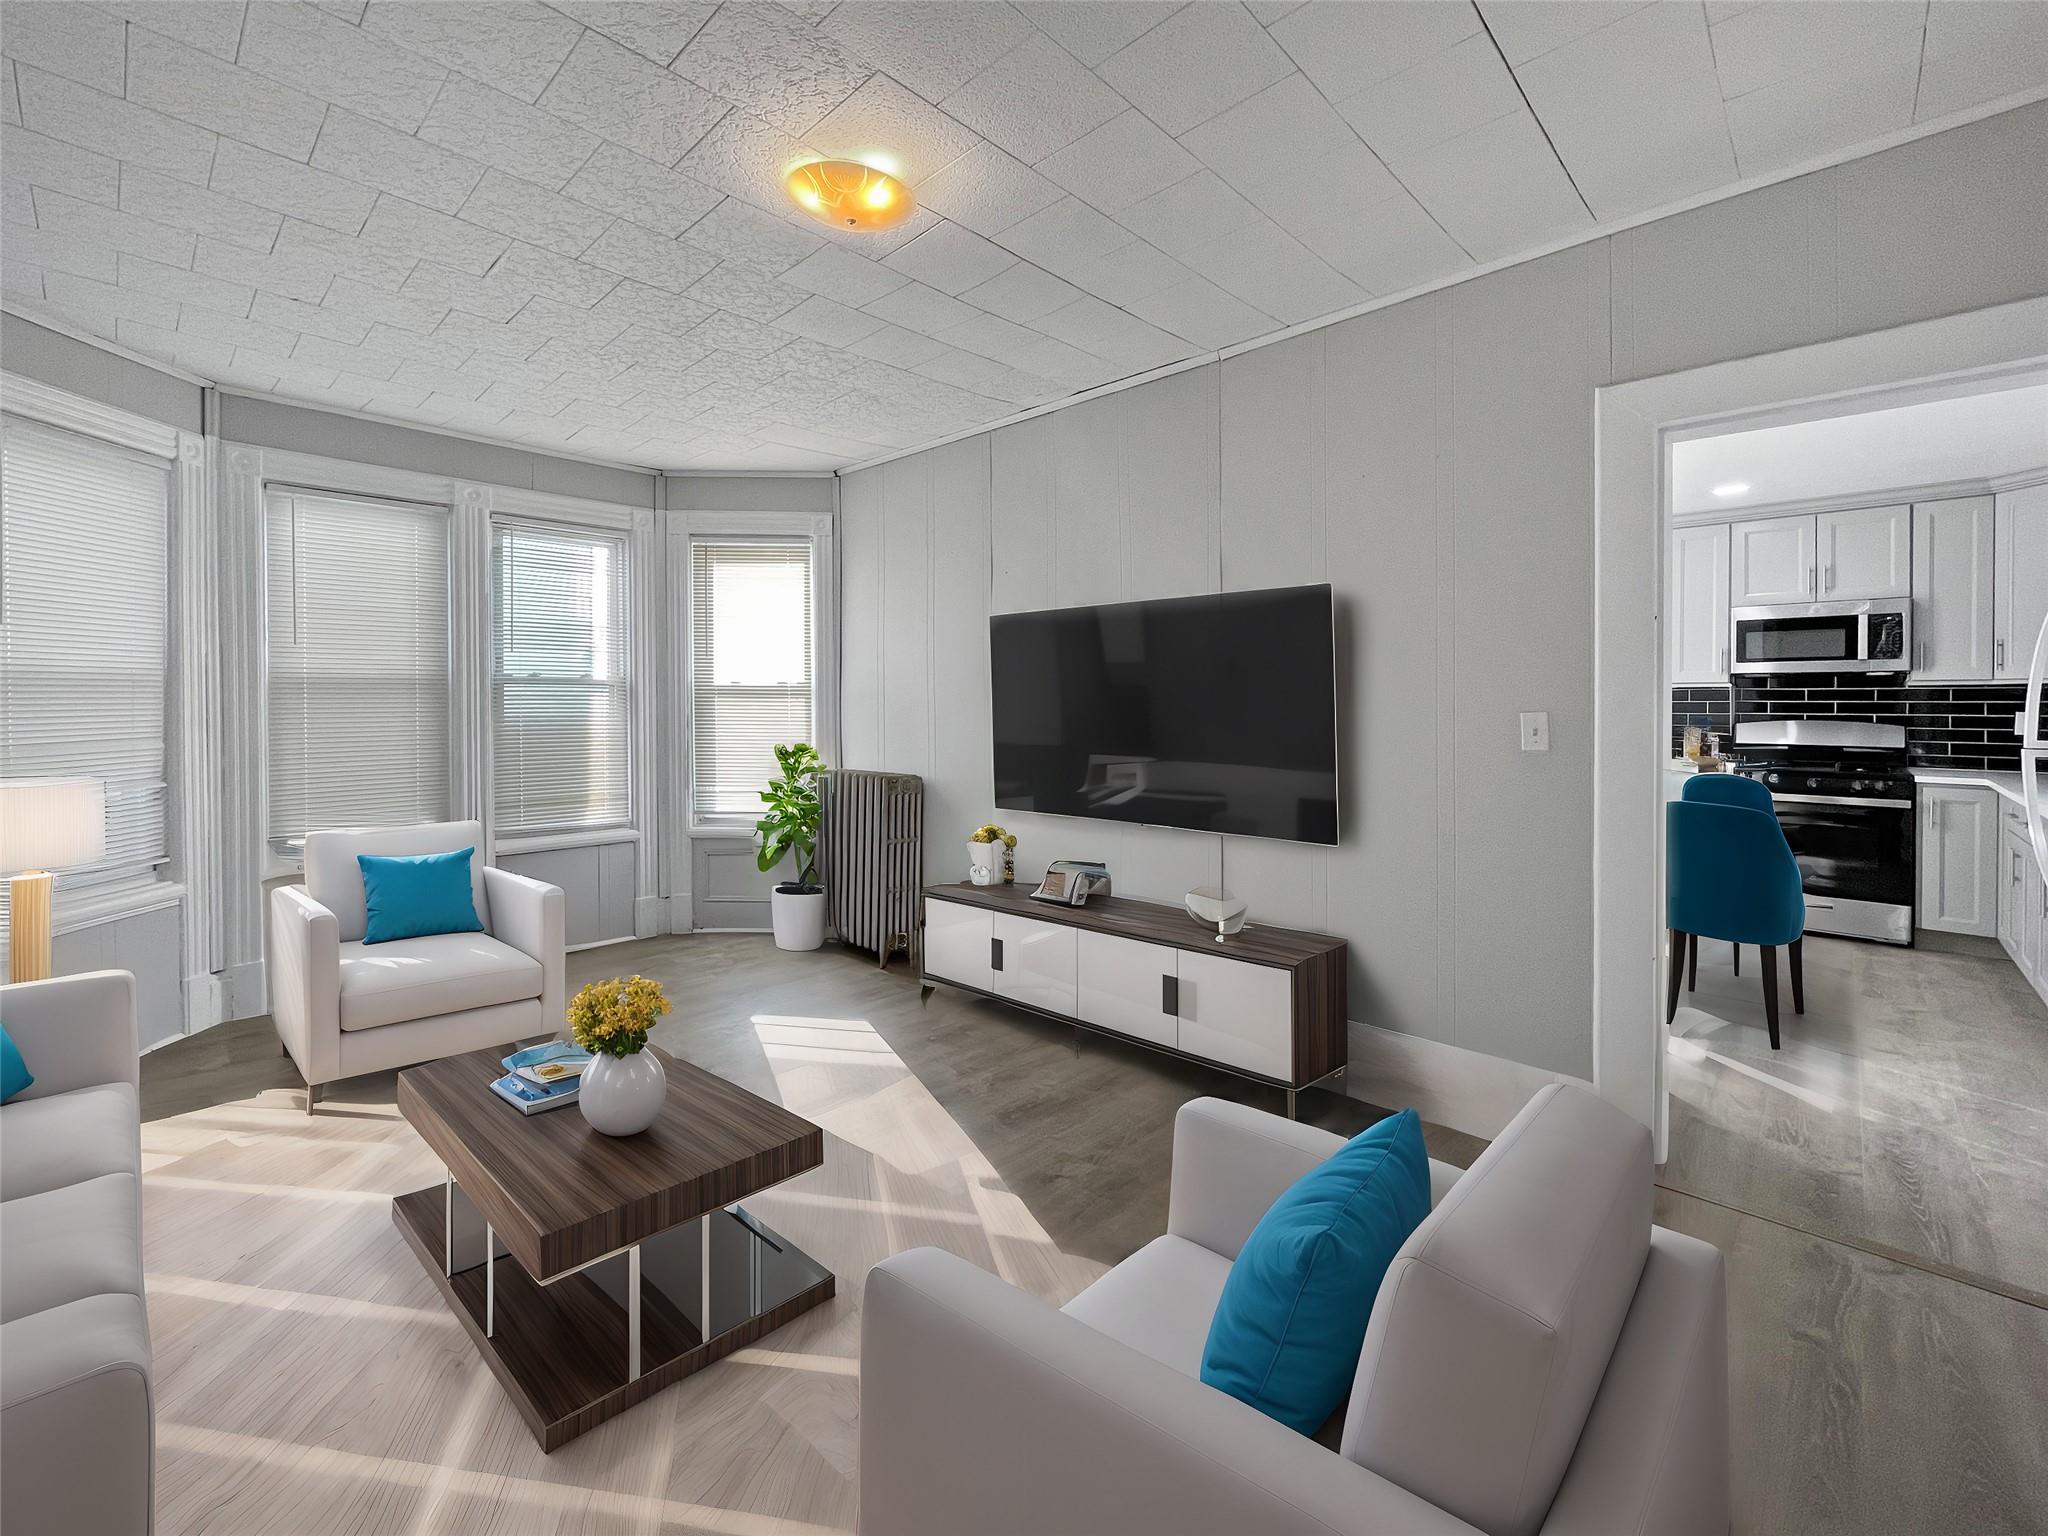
[358,848,483,944]
[1,1024,33,1103]
[1199,1108,1431,1435]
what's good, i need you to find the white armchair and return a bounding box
[270,821,564,1111]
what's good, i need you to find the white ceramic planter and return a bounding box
[771,885,826,951]
[968,842,999,885]
[580,1049,666,1136]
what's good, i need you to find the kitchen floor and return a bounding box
[1663,932,2048,1303]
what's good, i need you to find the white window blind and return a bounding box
[266,489,450,854]
[491,521,630,836]
[690,539,813,822]
[0,417,170,889]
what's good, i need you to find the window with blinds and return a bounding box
[0,416,171,891]
[490,522,630,836]
[266,489,450,855]
[690,539,814,822]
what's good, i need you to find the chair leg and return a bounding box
[1732,943,1740,978]
[1760,946,1782,1050]
[1666,930,1686,1024]
[1687,932,1698,992]
[1790,936,1805,1015]
[306,1081,321,1114]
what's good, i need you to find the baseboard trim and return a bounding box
[634,894,665,939]
[1344,1022,1590,1141]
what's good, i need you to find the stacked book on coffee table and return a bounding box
[491,1041,591,1115]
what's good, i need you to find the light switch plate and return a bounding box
[1520,711,1550,753]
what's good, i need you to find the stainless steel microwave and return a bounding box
[1729,599,1911,675]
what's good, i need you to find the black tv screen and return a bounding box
[991,584,1338,845]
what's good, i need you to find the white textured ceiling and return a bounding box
[2,1,2045,473]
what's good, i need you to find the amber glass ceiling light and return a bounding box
[785,158,913,232]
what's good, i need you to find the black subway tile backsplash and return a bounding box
[1670,673,2038,771]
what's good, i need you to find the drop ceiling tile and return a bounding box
[400,261,534,322]
[230,343,342,389]
[210,138,378,234]
[1032,294,1185,368]
[0,3,125,94]
[1709,1,1927,101]
[418,73,601,189]
[117,318,236,374]
[561,142,722,236]
[309,108,488,214]
[1097,1,1295,135]
[1394,109,1590,260]
[1295,190,1469,294]
[545,3,717,66]
[582,218,719,292]
[684,261,804,321]
[194,236,339,304]
[493,240,623,305]
[357,192,509,273]
[862,277,979,334]
[1113,168,1263,256]
[275,218,418,289]
[1474,1,1649,67]
[124,26,327,160]
[31,185,199,264]
[119,165,282,253]
[672,3,867,137]
[1180,74,1402,234]
[773,292,886,345]
[13,65,218,185]
[2,63,17,125]
[360,2,583,103]
[1124,273,1273,347]
[1246,1,1306,21]
[911,138,1064,237]
[239,1,449,133]
[207,354,282,392]
[1724,40,1920,175]
[2,221,119,282]
[675,110,814,215]
[992,195,1131,280]
[320,273,451,334]
[940,30,1129,164]
[2,123,120,206]
[958,260,1081,321]
[686,309,788,355]
[1514,1,1733,217]
[1035,109,1196,215]
[821,1,1033,102]
[1,183,33,227]
[1916,0,2048,121]
[782,241,908,306]
[99,4,249,62]
[1014,2,1182,67]
[846,320,952,367]
[48,269,188,329]
[1178,216,1363,323]
[1058,238,1191,306]
[679,195,824,272]
[809,200,940,260]
[884,220,1016,294]
[458,168,612,258]
[1275,0,1483,99]
[540,28,730,164]
[935,309,1051,366]
[805,73,981,186]
[1336,31,1523,164]
[290,331,405,381]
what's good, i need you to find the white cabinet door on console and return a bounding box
[993,913,1077,1017]
[1078,931,1178,1050]
[1176,951,1292,1080]
[925,900,993,992]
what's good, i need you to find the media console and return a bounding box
[920,882,1347,1117]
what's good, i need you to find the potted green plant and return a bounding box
[756,742,827,951]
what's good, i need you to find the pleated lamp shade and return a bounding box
[0,778,107,874]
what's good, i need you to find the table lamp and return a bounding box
[1,778,106,983]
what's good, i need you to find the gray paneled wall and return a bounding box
[837,102,2048,1085]
[2,313,202,431]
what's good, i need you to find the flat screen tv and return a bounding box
[991,584,1338,845]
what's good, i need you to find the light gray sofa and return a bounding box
[862,1084,1728,1536]
[0,970,153,1536]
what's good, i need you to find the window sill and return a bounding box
[688,823,763,840]
[495,827,641,856]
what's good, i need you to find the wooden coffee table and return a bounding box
[393,1046,832,1451]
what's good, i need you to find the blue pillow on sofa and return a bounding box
[358,848,483,945]
[1,1024,33,1103]
[1199,1108,1431,1435]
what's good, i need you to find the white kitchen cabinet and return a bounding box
[1668,522,1730,683]
[1731,515,1816,604]
[924,898,993,992]
[1175,948,1293,1080]
[992,911,1077,1017]
[2024,845,2045,987]
[1919,785,1998,937]
[1998,826,2024,958]
[1816,503,1910,599]
[1077,930,1178,1049]
[1910,496,1995,681]
[1994,482,2048,680]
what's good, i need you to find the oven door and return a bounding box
[1767,793,1915,944]
[1731,601,1908,675]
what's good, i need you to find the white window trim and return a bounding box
[0,373,208,956]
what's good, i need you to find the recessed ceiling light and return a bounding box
[784,159,914,232]
[1711,482,1751,497]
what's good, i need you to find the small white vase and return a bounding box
[580,1049,666,1136]
[968,842,999,885]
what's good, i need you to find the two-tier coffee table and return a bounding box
[393,1046,833,1450]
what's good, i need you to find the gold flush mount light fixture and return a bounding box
[784,158,914,232]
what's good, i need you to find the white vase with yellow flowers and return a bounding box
[569,975,671,1136]
[969,824,1017,886]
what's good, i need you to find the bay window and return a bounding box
[689,538,814,823]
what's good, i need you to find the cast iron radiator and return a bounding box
[819,769,924,970]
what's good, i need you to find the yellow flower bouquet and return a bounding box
[567,975,671,1058]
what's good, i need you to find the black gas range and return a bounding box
[1725,720,1914,945]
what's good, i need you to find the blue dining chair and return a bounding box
[1679,773,1783,985]
[1666,800,1806,1048]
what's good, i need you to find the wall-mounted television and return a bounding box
[991,584,1338,846]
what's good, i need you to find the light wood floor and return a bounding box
[137,934,2048,1534]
